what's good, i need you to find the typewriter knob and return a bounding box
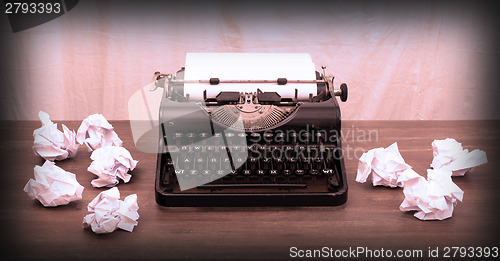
[340,83,348,102]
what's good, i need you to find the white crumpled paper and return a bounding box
[398,168,464,220]
[76,114,123,151]
[83,187,139,234]
[33,111,79,161]
[88,146,138,188]
[431,138,488,176]
[23,161,84,207]
[356,142,412,187]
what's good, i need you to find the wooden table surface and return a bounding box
[0,120,499,260]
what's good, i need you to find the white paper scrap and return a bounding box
[83,187,139,234]
[356,142,412,187]
[23,161,84,207]
[431,138,487,176]
[76,114,123,151]
[88,146,138,188]
[398,168,464,220]
[32,111,80,161]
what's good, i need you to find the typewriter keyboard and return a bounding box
[159,130,343,193]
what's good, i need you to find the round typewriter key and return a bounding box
[290,132,298,145]
[213,133,223,145]
[263,132,273,144]
[301,132,310,143]
[199,133,209,144]
[208,158,218,170]
[248,158,258,170]
[322,169,334,175]
[186,133,196,144]
[315,132,324,144]
[258,145,268,157]
[300,158,310,170]
[173,133,183,146]
[182,158,192,169]
[309,145,320,159]
[274,158,284,170]
[270,146,281,159]
[288,158,297,171]
[193,145,203,154]
[261,158,271,170]
[250,132,260,143]
[309,169,319,175]
[207,146,216,154]
[313,158,324,170]
[235,157,246,169]
[284,146,295,158]
[225,132,235,145]
[275,132,285,144]
[237,132,247,145]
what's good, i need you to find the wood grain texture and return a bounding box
[0,120,499,260]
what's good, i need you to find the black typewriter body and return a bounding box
[154,66,348,207]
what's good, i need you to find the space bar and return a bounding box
[197,183,307,190]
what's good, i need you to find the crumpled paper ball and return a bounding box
[76,114,123,151]
[356,142,412,187]
[33,111,79,161]
[431,138,487,176]
[23,161,84,207]
[398,168,464,220]
[83,187,139,234]
[87,146,138,188]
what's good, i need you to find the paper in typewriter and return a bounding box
[184,53,318,100]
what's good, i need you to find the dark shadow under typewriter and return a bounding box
[154,67,348,206]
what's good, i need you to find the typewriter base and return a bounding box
[155,189,347,207]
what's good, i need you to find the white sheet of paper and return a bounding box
[184,53,318,100]
[356,142,412,187]
[431,138,487,176]
[32,111,79,161]
[398,168,463,220]
[87,146,138,188]
[83,187,139,234]
[23,161,84,207]
[76,114,123,151]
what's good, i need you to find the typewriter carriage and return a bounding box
[153,61,349,207]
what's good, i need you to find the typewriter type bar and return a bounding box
[154,53,348,207]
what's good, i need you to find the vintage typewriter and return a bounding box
[152,53,348,206]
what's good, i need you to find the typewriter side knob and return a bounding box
[333,82,348,102]
[340,83,348,102]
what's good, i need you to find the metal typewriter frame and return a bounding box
[153,66,348,207]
